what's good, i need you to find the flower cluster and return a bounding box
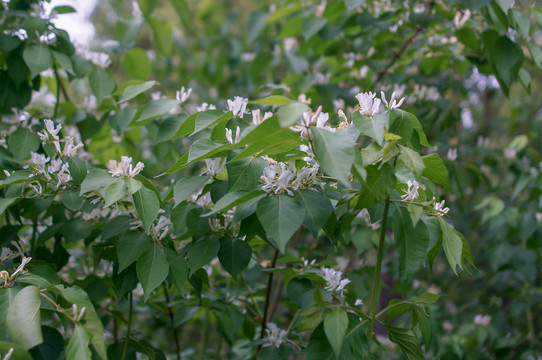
[262,323,288,348]
[321,267,350,298]
[202,158,226,178]
[150,216,171,241]
[107,156,145,178]
[176,86,192,104]
[355,90,406,117]
[227,96,248,118]
[37,119,83,157]
[433,197,450,216]
[290,105,329,140]
[401,180,421,202]
[260,161,323,195]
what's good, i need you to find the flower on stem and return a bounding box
[355,298,364,306]
[380,91,405,110]
[11,257,32,278]
[401,180,420,202]
[433,197,450,216]
[62,137,84,157]
[196,103,216,112]
[225,126,240,144]
[355,92,381,117]
[262,323,288,348]
[290,106,329,140]
[176,86,192,104]
[321,267,350,296]
[227,96,248,118]
[474,314,491,327]
[107,156,144,178]
[72,304,86,322]
[150,216,171,241]
[260,161,323,195]
[29,152,51,181]
[447,148,457,161]
[202,158,226,178]
[454,9,471,28]
[251,109,273,126]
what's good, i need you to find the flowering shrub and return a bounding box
[1,1,541,360]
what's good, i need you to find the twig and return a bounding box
[163,283,182,360]
[121,291,133,360]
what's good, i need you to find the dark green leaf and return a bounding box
[422,154,452,193]
[133,187,160,234]
[6,286,43,349]
[218,237,252,280]
[117,231,153,273]
[23,45,53,78]
[297,189,333,236]
[136,244,169,301]
[173,176,210,207]
[188,237,220,277]
[66,325,91,360]
[8,128,40,161]
[120,81,156,102]
[312,128,355,186]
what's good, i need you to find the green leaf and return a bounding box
[412,306,431,348]
[355,163,396,209]
[353,111,389,145]
[164,248,188,294]
[416,292,442,305]
[136,99,179,123]
[121,48,151,80]
[173,176,210,207]
[8,128,40,161]
[256,194,305,253]
[399,145,425,177]
[218,237,252,280]
[0,170,33,188]
[324,308,348,358]
[249,95,291,105]
[52,50,74,74]
[226,157,267,192]
[66,325,91,360]
[23,45,53,78]
[89,68,115,101]
[527,43,542,71]
[306,323,334,359]
[437,217,463,274]
[0,341,32,360]
[157,115,187,142]
[297,189,333,236]
[277,102,309,127]
[136,244,170,301]
[52,5,76,13]
[312,128,355,186]
[102,179,127,207]
[61,189,84,211]
[6,286,43,350]
[230,117,304,162]
[168,0,194,32]
[393,206,429,284]
[66,157,87,184]
[120,80,156,102]
[301,17,327,41]
[117,231,153,273]
[102,215,134,240]
[457,0,490,10]
[80,169,115,195]
[387,326,424,360]
[149,18,172,56]
[133,186,160,234]
[137,0,156,16]
[205,190,265,216]
[193,110,233,135]
[188,237,220,277]
[0,197,17,216]
[422,154,452,193]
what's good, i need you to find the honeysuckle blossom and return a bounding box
[107,156,144,178]
[474,314,491,326]
[11,257,32,277]
[453,9,471,28]
[380,91,405,110]
[225,126,240,144]
[321,267,350,296]
[202,158,226,177]
[290,106,329,139]
[355,92,381,117]
[28,152,52,181]
[196,102,216,112]
[62,137,84,157]
[433,197,450,216]
[447,148,457,161]
[176,86,192,104]
[355,298,364,306]
[260,161,323,195]
[1,347,13,360]
[262,323,288,348]
[38,119,62,141]
[150,216,171,241]
[401,180,420,202]
[72,304,87,322]
[251,109,273,126]
[227,96,248,118]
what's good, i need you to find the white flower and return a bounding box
[227,96,248,118]
[62,137,84,157]
[321,267,350,294]
[107,156,144,178]
[38,119,62,141]
[176,86,192,104]
[380,91,405,110]
[251,109,273,125]
[355,92,381,117]
[354,298,364,306]
[453,9,471,28]
[401,180,420,202]
[433,197,450,216]
[447,148,457,161]
[262,323,288,348]
[150,216,171,241]
[290,106,329,139]
[29,152,51,181]
[196,103,216,112]
[11,257,31,277]
[202,158,226,177]
[261,162,296,195]
[225,126,240,144]
[474,314,491,327]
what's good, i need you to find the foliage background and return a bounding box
[1,0,542,359]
